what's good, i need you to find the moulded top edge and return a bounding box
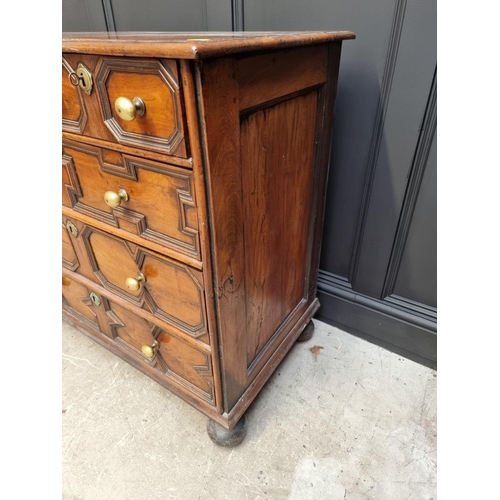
[62,31,356,59]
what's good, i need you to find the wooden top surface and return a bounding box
[62,31,356,59]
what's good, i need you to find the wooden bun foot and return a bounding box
[296,320,314,342]
[207,414,247,447]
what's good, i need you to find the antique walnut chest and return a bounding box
[62,31,355,446]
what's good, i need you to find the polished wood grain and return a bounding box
[157,332,214,403]
[64,310,225,422]
[62,54,187,157]
[62,31,355,59]
[62,65,82,122]
[180,58,224,413]
[62,33,352,433]
[104,68,177,136]
[63,216,208,342]
[63,274,215,405]
[63,267,211,352]
[62,133,193,168]
[63,54,116,142]
[241,91,318,367]
[197,56,248,409]
[63,276,97,325]
[237,45,327,112]
[62,139,200,259]
[95,57,187,156]
[198,44,337,413]
[62,58,87,133]
[238,44,344,412]
[62,222,79,272]
[62,206,202,270]
[225,299,320,429]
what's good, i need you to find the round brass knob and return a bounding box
[142,340,159,359]
[114,96,146,121]
[125,272,146,291]
[104,188,129,208]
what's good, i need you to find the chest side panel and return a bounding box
[199,43,341,413]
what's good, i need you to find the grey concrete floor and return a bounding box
[62,319,436,500]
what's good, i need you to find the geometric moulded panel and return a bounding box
[95,57,187,157]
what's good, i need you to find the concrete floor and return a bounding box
[62,319,437,500]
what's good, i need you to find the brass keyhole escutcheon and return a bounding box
[76,63,93,95]
[89,292,101,307]
[66,220,79,238]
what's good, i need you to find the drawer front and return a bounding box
[62,59,87,133]
[62,140,200,259]
[62,216,209,344]
[62,54,188,158]
[62,275,215,405]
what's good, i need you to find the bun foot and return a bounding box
[296,320,314,342]
[207,414,247,447]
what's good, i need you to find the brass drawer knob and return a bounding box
[125,272,146,291]
[142,340,159,359]
[104,188,129,208]
[114,96,146,121]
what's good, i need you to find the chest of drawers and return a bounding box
[62,31,355,446]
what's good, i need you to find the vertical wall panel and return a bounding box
[245,0,437,366]
[393,132,437,307]
[206,0,233,31]
[244,0,397,280]
[62,0,107,32]
[351,0,437,298]
[109,0,232,31]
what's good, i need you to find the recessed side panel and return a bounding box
[241,92,318,368]
[199,45,334,413]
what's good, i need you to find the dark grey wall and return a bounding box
[62,0,437,368]
[62,0,232,32]
[62,0,107,31]
[111,0,231,31]
[243,0,437,368]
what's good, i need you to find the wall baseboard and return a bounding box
[316,271,437,369]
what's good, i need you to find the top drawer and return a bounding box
[62,54,188,158]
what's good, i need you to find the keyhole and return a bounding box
[89,292,101,306]
[75,64,92,95]
[66,221,78,237]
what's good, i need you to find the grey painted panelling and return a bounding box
[110,0,232,31]
[244,0,399,280]
[394,131,437,307]
[352,0,437,298]
[317,287,437,368]
[231,0,244,30]
[206,0,233,31]
[245,0,436,364]
[62,0,107,32]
